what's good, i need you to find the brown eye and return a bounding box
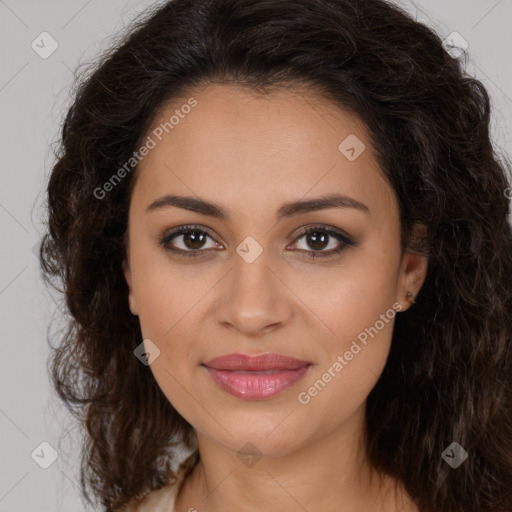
[290,226,356,259]
[159,225,221,256]
[177,230,209,250]
[301,231,331,251]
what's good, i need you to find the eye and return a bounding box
[288,226,356,259]
[159,225,221,257]
[159,224,356,259]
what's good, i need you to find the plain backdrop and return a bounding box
[1,1,511,510]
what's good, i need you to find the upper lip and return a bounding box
[203,353,311,371]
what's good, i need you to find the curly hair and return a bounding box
[39,0,512,510]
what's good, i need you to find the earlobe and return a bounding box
[122,259,138,316]
[397,223,429,312]
[397,251,428,312]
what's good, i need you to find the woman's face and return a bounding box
[123,83,426,457]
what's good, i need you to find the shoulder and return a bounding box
[119,480,179,512]
[117,449,199,512]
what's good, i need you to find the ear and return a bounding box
[396,223,428,312]
[122,258,139,316]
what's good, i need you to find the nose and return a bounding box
[214,248,294,338]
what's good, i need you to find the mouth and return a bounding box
[202,353,312,400]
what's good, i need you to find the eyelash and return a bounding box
[159,224,356,260]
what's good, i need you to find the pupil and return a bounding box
[307,232,328,251]
[181,231,330,251]
[184,231,206,249]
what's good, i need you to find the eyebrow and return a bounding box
[146,193,370,219]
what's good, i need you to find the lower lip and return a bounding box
[203,365,311,400]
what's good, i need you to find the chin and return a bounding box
[202,412,315,459]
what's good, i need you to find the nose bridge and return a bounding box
[216,237,292,334]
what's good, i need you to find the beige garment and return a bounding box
[121,449,199,512]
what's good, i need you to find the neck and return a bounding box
[174,404,413,512]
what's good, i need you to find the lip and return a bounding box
[202,353,312,400]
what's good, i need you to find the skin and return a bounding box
[122,83,428,512]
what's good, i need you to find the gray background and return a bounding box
[1,1,511,510]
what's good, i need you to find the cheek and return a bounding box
[296,309,396,436]
[132,249,206,339]
[323,273,398,348]
[297,249,399,355]
[133,271,200,411]
[132,260,209,369]
[295,248,400,414]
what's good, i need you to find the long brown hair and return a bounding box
[39,0,512,510]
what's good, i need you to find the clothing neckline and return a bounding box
[124,448,199,511]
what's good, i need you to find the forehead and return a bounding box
[130,83,397,223]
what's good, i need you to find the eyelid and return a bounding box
[159,224,222,253]
[292,224,354,245]
[288,225,356,258]
[159,223,356,258]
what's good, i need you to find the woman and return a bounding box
[39,0,512,511]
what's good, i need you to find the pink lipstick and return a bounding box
[202,353,312,400]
